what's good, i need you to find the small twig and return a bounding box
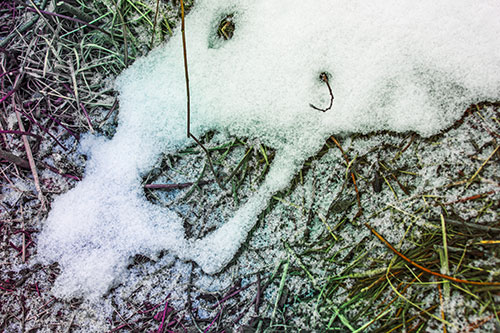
[21,215,26,263]
[255,274,262,315]
[180,0,224,190]
[150,0,161,49]
[0,70,24,103]
[64,313,76,333]
[310,72,334,112]
[14,99,46,211]
[204,306,223,333]
[99,98,119,126]
[180,0,190,138]
[212,281,256,309]
[41,109,78,139]
[442,190,496,206]
[0,129,43,141]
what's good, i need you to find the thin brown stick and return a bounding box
[150,0,161,49]
[21,208,26,263]
[180,0,224,190]
[180,0,190,138]
[14,99,46,211]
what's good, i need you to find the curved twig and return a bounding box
[310,72,334,112]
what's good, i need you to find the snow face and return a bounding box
[37,0,500,299]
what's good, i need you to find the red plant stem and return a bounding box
[0,69,18,79]
[138,303,161,314]
[213,281,256,309]
[0,129,42,141]
[17,110,68,150]
[109,323,128,332]
[0,285,14,292]
[79,102,94,131]
[10,242,21,252]
[0,73,21,103]
[41,109,79,139]
[42,163,80,181]
[100,98,118,125]
[204,307,222,333]
[464,311,500,333]
[165,319,178,332]
[21,218,26,262]
[443,190,496,206]
[157,300,169,333]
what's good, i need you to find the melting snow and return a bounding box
[37,0,500,298]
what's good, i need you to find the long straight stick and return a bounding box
[179,1,224,189]
[180,0,190,138]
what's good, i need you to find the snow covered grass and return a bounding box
[1,0,499,332]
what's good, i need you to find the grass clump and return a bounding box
[254,103,500,332]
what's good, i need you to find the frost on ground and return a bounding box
[36,0,500,300]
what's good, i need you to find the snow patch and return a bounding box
[37,0,500,299]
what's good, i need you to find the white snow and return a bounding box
[37,0,500,299]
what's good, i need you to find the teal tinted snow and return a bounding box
[38,0,500,298]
